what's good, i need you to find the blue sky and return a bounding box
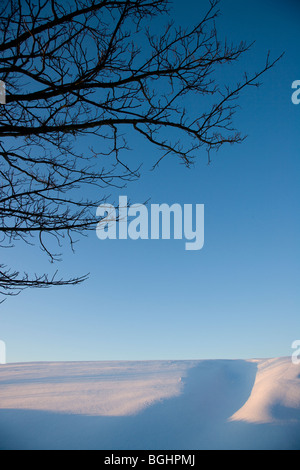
[1,0,299,363]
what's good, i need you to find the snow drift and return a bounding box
[0,358,299,450]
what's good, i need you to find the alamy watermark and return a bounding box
[291,80,300,105]
[96,196,204,251]
[0,80,6,104]
[292,340,300,365]
[0,340,6,365]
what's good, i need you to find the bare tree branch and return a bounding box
[0,0,282,298]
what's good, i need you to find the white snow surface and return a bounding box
[0,360,189,417]
[0,358,299,450]
[230,357,300,424]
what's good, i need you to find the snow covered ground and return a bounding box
[0,358,299,450]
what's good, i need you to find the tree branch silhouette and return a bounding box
[0,0,282,297]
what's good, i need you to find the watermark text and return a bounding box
[292,340,300,365]
[291,80,300,105]
[0,340,6,365]
[96,197,204,251]
[0,80,6,104]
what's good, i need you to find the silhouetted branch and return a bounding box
[0,0,282,297]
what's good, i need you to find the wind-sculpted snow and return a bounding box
[230,357,300,424]
[0,358,299,449]
[0,361,192,416]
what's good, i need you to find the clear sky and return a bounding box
[1,0,299,363]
